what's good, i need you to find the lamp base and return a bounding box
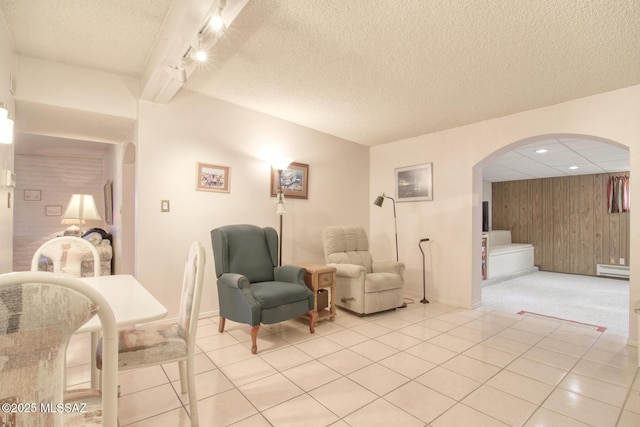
[420,298,430,304]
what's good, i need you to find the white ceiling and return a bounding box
[1,0,637,180]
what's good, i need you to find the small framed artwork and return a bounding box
[45,205,62,216]
[24,189,41,201]
[270,162,309,199]
[104,180,113,225]
[196,162,230,193]
[395,163,433,202]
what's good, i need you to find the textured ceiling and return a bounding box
[0,0,173,76]
[0,0,637,179]
[186,0,640,145]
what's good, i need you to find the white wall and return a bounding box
[16,56,138,119]
[0,8,15,273]
[371,85,640,344]
[135,90,370,317]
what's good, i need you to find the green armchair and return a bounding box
[211,224,316,354]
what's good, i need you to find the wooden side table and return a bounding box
[292,262,337,324]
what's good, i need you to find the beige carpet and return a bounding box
[481,271,630,337]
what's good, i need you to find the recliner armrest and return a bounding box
[328,263,366,278]
[218,273,251,289]
[274,265,306,285]
[372,261,405,275]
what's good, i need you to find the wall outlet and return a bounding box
[610,257,615,264]
[620,258,625,265]
[161,200,170,212]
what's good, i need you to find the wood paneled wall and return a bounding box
[492,173,630,276]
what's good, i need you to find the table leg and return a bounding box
[330,272,336,321]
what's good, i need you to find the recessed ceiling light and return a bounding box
[535,149,549,154]
[569,166,579,170]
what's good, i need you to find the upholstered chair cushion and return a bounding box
[96,324,186,369]
[251,281,313,309]
[323,226,373,272]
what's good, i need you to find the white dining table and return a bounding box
[77,274,168,387]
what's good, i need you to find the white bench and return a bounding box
[485,230,536,280]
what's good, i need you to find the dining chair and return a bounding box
[96,241,206,426]
[0,271,118,427]
[31,236,102,277]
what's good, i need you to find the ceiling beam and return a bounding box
[139,0,250,104]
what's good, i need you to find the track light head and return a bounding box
[209,11,224,32]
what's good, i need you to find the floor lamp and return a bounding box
[272,158,292,266]
[418,238,430,304]
[373,193,398,262]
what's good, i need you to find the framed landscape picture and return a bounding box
[196,162,230,193]
[270,162,309,199]
[395,163,433,202]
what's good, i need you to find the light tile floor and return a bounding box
[66,297,640,426]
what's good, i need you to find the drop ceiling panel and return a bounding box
[484,138,629,182]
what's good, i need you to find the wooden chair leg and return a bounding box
[250,325,260,354]
[308,310,317,334]
[218,317,226,333]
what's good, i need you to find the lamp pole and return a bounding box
[373,193,398,262]
[277,169,285,266]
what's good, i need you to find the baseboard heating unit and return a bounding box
[596,264,630,279]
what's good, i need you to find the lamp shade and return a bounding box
[62,194,101,223]
[271,157,292,171]
[373,195,384,207]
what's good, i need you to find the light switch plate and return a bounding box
[161,200,170,212]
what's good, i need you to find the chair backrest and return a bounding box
[322,226,374,273]
[211,224,278,283]
[0,271,118,427]
[31,236,101,277]
[177,241,206,350]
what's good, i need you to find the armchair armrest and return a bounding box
[274,265,306,285]
[218,273,251,289]
[327,263,366,278]
[372,261,405,275]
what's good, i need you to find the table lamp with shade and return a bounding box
[61,194,101,235]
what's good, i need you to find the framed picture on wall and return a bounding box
[45,205,62,216]
[395,163,433,202]
[24,189,41,201]
[196,162,230,193]
[270,162,309,199]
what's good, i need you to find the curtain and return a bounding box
[607,175,630,213]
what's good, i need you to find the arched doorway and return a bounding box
[474,134,630,334]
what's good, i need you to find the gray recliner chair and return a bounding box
[211,224,316,354]
[322,226,405,315]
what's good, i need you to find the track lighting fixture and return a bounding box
[167,64,187,84]
[167,1,226,89]
[193,48,208,63]
[209,8,224,32]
